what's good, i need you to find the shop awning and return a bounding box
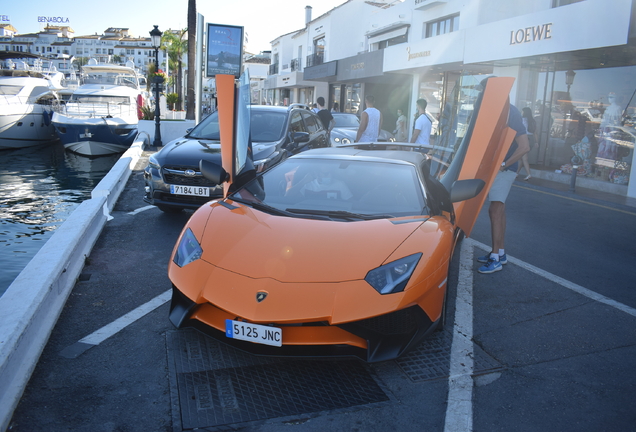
[367,26,409,45]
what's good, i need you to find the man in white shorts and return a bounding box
[477,102,530,274]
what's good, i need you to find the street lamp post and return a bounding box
[150,25,163,146]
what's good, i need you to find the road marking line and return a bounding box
[127,205,157,215]
[513,184,636,216]
[444,239,474,432]
[60,289,172,359]
[80,290,172,345]
[469,238,636,318]
[80,289,171,346]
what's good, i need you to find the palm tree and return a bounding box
[186,0,196,120]
[162,30,187,111]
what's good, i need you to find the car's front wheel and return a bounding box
[157,205,183,214]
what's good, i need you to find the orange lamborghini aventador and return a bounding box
[167,72,517,362]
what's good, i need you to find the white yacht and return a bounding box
[0,59,62,149]
[52,59,146,157]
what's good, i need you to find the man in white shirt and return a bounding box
[410,98,432,146]
[355,95,382,142]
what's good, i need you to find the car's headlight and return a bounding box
[342,138,351,144]
[148,154,160,169]
[334,137,341,143]
[173,228,203,267]
[365,253,422,294]
[254,151,279,172]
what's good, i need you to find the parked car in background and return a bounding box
[144,104,329,212]
[330,112,395,146]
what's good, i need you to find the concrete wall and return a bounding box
[0,139,145,432]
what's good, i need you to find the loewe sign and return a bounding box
[510,23,552,45]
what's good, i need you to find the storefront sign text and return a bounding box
[510,23,552,45]
[351,62,365,70]
[407,47,431,61]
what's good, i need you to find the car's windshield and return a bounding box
[188,109,287,142]
[230,157,427,219]
[333,114,360,128]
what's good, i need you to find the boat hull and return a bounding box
[0,106,57,149]
[52,114,137,156]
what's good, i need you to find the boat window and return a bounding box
[71,95,131,105]
[0,85,23,96]
[28,86,50,99]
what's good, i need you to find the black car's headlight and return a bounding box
[365,253,422,294]
[254,150,279,172]
[173,228,203,267]
[148,154,160,170]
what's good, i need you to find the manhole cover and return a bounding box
[166,329,391,430]
[395,330,503,382]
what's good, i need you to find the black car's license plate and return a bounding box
[170,185,210,197]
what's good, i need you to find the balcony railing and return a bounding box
[291,58,301,72]
[306,53,324,68]
[268,63,279,75]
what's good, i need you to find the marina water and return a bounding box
[0,141,119,296]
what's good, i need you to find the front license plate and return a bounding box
[170,184,210,197]
[225,319,282,347]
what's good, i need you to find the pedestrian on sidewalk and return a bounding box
[316,97,335,136]
[517,107,536,180]
[355,95,382,142]
[477,82,530,274]
[410,99,432,146]
[393,108,408,142]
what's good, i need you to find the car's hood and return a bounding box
[157,138,222,165]
[199,201,434,283]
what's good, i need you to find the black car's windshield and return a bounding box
[230,157,428,219]
[333,114,360,128]
[188,109,287,142]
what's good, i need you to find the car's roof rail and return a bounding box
[288,103,310,111]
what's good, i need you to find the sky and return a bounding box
[1,0,348,53]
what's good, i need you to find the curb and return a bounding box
[0,139,146,432]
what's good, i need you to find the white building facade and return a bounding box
[1,26,165,78]
[265,0,636,197]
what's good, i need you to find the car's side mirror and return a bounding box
[200,159,229,184]
[292,132,310,144]
[449,179,485,203]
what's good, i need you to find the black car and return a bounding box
[144,104,329,212]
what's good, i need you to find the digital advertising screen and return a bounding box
[206,23,244,78]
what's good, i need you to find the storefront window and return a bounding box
[532,66,636,186]
[418,77,444,141]
[330,84,342,112]
[344,83,362,114]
